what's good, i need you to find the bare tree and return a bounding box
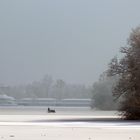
[108,26,140,119]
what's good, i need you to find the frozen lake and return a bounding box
[0,107,140,140]
[0,106,117,115]
[0,106,139,127]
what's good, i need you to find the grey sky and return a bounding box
[0,0,140,86]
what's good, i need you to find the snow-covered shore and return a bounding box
[0,107,139,140]
[0,123,140,140]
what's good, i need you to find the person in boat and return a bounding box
[48,107,55,113]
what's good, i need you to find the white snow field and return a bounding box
[0,106,139,140]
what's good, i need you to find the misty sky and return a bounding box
[0,0,140,86]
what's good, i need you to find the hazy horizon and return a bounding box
[0,0,140,86]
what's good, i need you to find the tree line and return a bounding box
[0,75,92,100]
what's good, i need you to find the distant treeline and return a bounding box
[0,75,92,100]
[0,74,119,110]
